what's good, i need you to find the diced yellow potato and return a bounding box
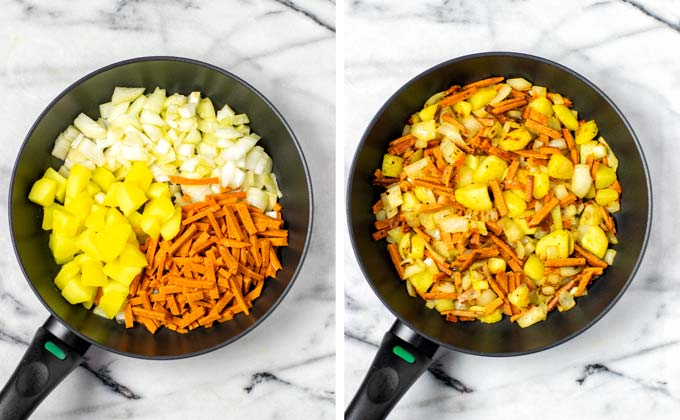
[506,78,532,91]
[64,191,93,221]
[97,291,128,319]
[535,229,572,260]
[92,167,116,192]
[433,299,456,312]
[498,128,532,151]
[595,165,617,189]
[488,257,506,274]
[578,225,608,258]
[42,204,62,231]
[61,277,96,305]
[516,305,547,328]
[453,101,472,118]
[528,96,553,117]
[547,153,574,179]
[85,205,108,229]
[103,281,128,295]
[147,182,170,199]
[85,182,101,197]
[508,284,530,308]
[140,214,161,239]
[124,162,154,191]
[455,183,492,211]
[575,120,598,144]
[43,168,67,203]
[595,188,619,206]
[410,234,426,260]
[29,178,57,207]
[99,224,132,263]
[54,260,81,290]
[65,164,91,200]
[579,203,602,226]
[160,207,182,241]
[471,271,489,290]
[117,181,147,216]
[456,166,475,188]
[503,190,527,218]
[532,172,550,199]
[103,182,122,207]
[524,254,544,282]
[400,192,419,212]
[410,270,435,295]
[480,308,503,324]
[473,155,508,184]
[81,259,108,287]
[76,229,103,260]
[50,233,80,264]
[52,207,81,237]
[551,205,563,231]
[103,261,139,286]
[469,88,497,110]
[381,154,404,178]
[119,243,148,269]
[552,104,578,130]
[419,104,438,121]
[514,217,537,235]
[105,208,128,227]
[127,229,139,246]
[143,197,175,223]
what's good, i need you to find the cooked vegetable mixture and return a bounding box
[372,76,620,328]
[28,87,287,333]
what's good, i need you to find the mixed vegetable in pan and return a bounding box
[28,87,287,334]
[372,76,620,327]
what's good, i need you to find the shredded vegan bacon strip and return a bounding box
[125,191,287,334]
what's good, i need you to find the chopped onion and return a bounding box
[571,164,592,198]
[549,138,567,149]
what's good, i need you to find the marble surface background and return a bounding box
[344,0,680,419]
[0,1,335,419]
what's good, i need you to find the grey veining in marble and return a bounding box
[344,0,680,418]
[0,1,335,419]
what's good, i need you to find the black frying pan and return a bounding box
[346,52,651,419]
[1,57,312,419]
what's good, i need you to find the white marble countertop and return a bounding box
[0,1,335,419]
[344,0,680,419]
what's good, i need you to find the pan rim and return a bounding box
[347,50,652,357]
[9,55,314,360]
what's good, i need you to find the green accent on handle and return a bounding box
[392,345,415,364]
[44,341,66,360]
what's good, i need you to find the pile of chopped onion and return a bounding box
[52,87,281,212]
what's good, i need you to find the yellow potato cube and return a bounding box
[381,154,404,178]
[97,291,127,319]
[103,182,122,207]
[140,214,161,239]
[499,128,532,151]
[409,271,435,295]
[52,207,81,237]
[528,96,553,116]
[54,260,81,290]
[160,207,182,241]
[469,88,497,110]
[43,168,67,203]
[85,205,108,230]
[105,208,128,227]
[147,182,170,200]
[547,153,574,179]
[536,229,572,260]
[575,120,598,144]
[143,197,175,223]
[433,299,456,312]
[119,243,148,269]
[418,104,438,121]
[64,191,93,221]
[92,167,116,192]
[532,172,550,199]
[81,259,108,287]
[473,155,508,184]
[29,178,57,207]
[49,233,79,264]
[103,261,140,286]
[480,308,503,324]
[61,277,96,305]
[595,188,619,206]
[455,183,492,211]
[99,224,132,263]
[117,181,147,216]
[65,164,91,200]
[487,257,506,274]
[503,190,527,218]
[595,165,617,189]
[552,104,578,130]
[508,284,530,308]
[524,254,544,282]
[410,234,426,260]
[578,225,608,258]
[76,229,103,260]
[453,101,472,118]
[124,162,153,191]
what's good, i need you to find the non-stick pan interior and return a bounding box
[11,57,311,358]
[349,52,650,355]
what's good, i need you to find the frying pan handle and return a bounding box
[0,316,90,420]
[346,320,439,420]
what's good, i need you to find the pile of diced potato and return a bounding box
[28,162,181,318]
